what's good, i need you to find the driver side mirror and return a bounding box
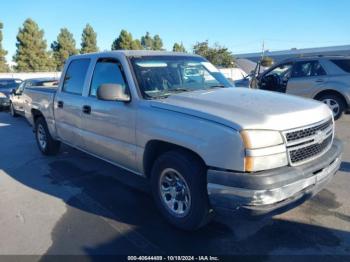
[11,89,16,94]
[97,84,130,102]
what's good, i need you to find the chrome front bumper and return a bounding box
[207,139,343,213]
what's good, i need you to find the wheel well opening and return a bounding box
[314,90,348,107]
[143,140,206,178]
[31,109,44,123]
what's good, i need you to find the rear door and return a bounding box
[80,57,137,172]
[54,58,91,147]
[286,60,328,98]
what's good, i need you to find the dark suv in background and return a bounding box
[0,78,22,110]
[254,56,350,119]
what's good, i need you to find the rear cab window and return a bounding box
[331,59,350,73]
[62,59,91,95]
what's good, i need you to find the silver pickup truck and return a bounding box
[23,51,343,230]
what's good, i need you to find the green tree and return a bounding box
[193,41,235,68]
[141,32,153,50]
[141,32,164,50]
[51,28,78,70]
[193,41,210,58]
[112,30,143,50]
[13,18,54,72]
[112,30,133,50]
[80,24,98,54]
[0,22,9,72]
[172,42,186,53]
[152,34,163,50]
[131,39,143,50]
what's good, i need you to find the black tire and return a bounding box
[35,117,61,155]
[10,102,19,117]
[151,150,212,230]
[317,94,345,120]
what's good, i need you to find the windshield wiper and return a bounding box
[167,88,192,93]
[157,88,192,97]
[144,88,188,100]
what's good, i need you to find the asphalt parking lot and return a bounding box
[0,111,349,260]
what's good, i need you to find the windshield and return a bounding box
[130,56,232,99]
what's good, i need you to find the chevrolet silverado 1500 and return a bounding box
[23,51,343,230]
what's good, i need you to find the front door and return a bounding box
[259,63,293,93]
[54,58,91,147]
[80,57,137,172]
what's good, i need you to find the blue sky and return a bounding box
[1,0,350,61]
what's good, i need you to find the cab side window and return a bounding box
[62,59,91,95]
[90,58,128,97]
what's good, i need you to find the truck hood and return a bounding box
[150,88,332,131]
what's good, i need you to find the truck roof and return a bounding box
[70,50,201,59]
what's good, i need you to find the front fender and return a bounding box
[136,106,245,172]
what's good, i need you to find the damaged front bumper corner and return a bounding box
[207,139,343,213]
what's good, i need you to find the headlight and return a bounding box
[241,130,288,172]
[241,130,284,149]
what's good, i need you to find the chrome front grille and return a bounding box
[283,119,334,166]
[286,119,332,143]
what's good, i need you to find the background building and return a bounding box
[235,45,350,63]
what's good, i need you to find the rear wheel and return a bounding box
[318,94,345,120]
[10,103,18,117]
[151,150,212,230]
[35,117,61,155]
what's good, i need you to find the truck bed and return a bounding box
[23,87,57,128]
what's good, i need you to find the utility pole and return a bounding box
[261,40,265,60]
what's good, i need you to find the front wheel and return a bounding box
[318,94,345,120]
[35,117,61,155]
[151,150,212,230]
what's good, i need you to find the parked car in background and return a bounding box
[23,51,342,230]
[0,78,22,110]
[9,77,59,117]
[253,56,350,120]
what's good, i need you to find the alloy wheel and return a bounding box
[323,98,340,117]
[159,168,191,217]
[37,124,47,150]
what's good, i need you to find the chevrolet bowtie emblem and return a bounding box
[314,130,327,144]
